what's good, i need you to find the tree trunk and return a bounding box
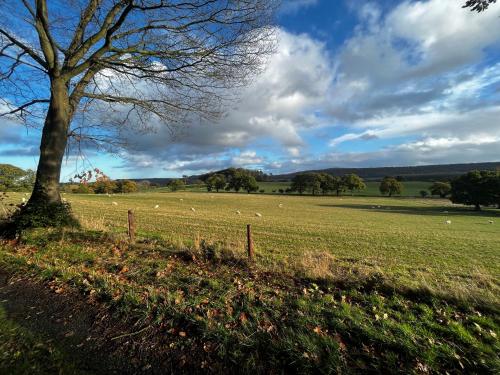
[28,79,71,206]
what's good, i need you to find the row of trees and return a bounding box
[69,178,138,194]
[290,173,366,196]
[205,169,259,194]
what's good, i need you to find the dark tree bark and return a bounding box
[29,79,71,206]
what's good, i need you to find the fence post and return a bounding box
[247,224,254,260]
[128,210,136,243]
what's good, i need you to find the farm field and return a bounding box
[1,191,499,373]
[3,191,499,301]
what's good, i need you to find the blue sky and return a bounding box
[1,0,500,180]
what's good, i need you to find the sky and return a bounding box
[1,0,500,179]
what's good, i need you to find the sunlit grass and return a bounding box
[3,191,498,302]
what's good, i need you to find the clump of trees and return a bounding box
[379,177,404,197]
[0,164,35,192]
[290,173,365,196]
[168,179,185,192]
[429,182,452,198]
[450,170,500,210]
[206,174,226,192]
[69,169,137,194]
[204,169,259,194]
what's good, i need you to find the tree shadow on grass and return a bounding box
[317,203,500,218]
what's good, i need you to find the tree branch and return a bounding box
[0,99,50,117]
[0,28,47,68]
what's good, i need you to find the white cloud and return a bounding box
[117,29,333,173]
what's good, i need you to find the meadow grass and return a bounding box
[2,191,499,302]
[0,191,499,372]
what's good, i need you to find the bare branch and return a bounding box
[0,28,47,68]
[0,99,50,117]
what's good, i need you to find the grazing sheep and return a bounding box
[154,205,160,209]
[255,212,262,218]
[191,207,196,212]
[489,220,494,224]
[21,197,26,203]
[180,198,184,202]
[278,204,283,208]
[112,202,118,206]
[445,220,451,225]
[443,211,449,214]
[236,210,241,215]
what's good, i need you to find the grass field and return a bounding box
[1,191,499,373]
[2,191,499,301]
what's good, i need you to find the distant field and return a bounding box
[3,191,498,301]
[164,181,433,196]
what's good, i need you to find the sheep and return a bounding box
[443,211,449,214]
[112,202,118,206]
[236,210,241,215]
[179,198,184,202]
[191,207,196,212]
[489,220,494,224]
[154,205,160,209]
[21,197,26,203]
[278,203,283,208]
[255,212,262,218]
[445,220,451,225]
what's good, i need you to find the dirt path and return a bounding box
[0,269,147,374]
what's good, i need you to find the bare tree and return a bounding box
[0,0,277,225]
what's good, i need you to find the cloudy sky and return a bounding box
[1,0,500,179]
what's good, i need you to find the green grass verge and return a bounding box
[0,229,498,373]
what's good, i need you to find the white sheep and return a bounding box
[489,220,494,224]
[445,220,451,225]
[236,210,241,215]
[180,198,184,202]
[21,197,26,203]
[154,205,160,209]
[112,202,118,206]
[278,203,283,208]
[255,212,262,218]
[191,207,196,212]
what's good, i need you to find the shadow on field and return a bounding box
[318,203,500,217]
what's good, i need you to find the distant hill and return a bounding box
[129,162,500,186]
[269,162,500,182]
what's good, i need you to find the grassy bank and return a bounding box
[0,229,498,373]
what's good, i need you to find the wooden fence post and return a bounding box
[128,210,136,243]
[247,224,254,260]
